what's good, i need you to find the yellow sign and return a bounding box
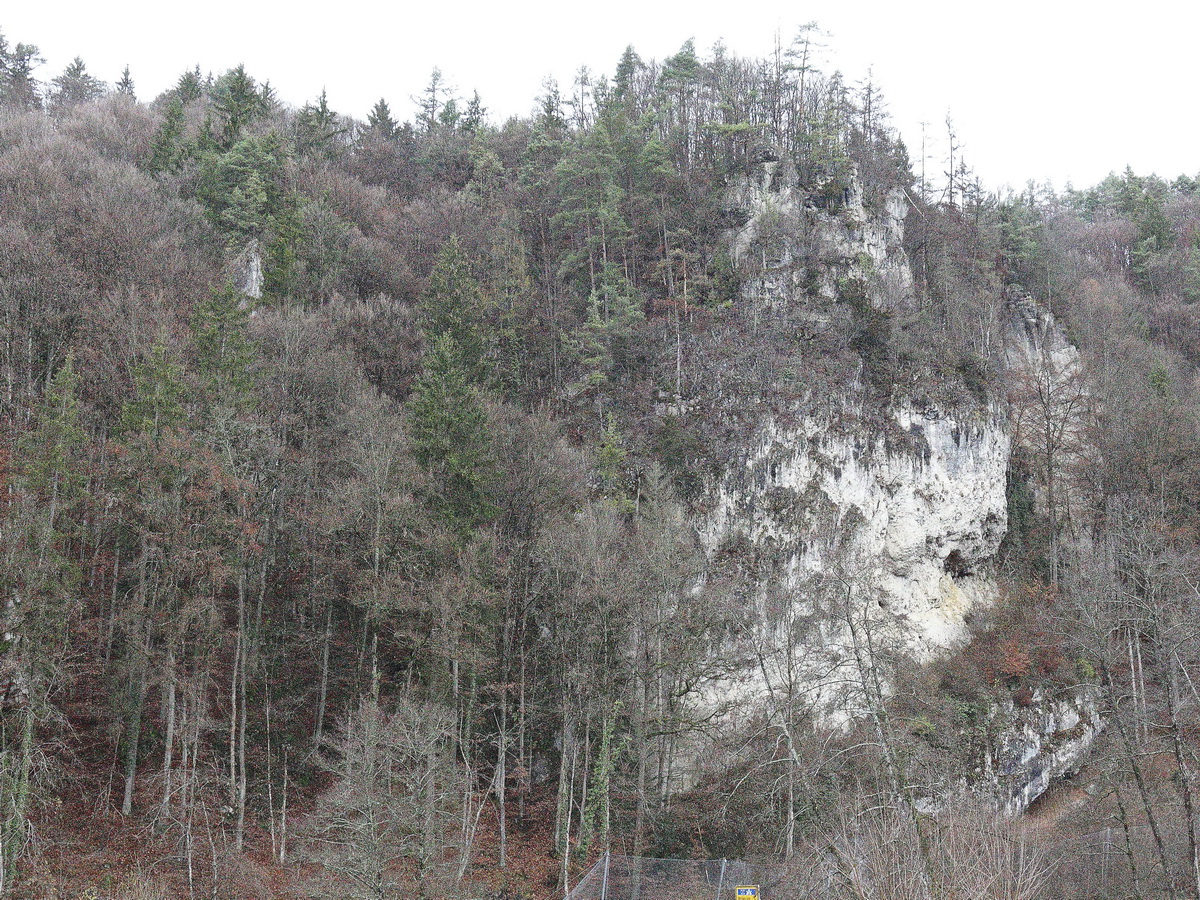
[735,887,759,900]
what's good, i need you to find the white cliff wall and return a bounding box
[985,687,1104,815]
[705,159,1008,669]
[701,403,1010,661]
[729,155,916,310]
[690,158,1100,813]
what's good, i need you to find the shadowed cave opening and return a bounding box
[943,549,973,577]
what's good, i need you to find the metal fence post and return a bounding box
[601,851,611,900]
[714,858,727,900]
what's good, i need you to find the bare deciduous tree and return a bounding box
[309,697,462,900]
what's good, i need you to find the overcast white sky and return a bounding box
[4,1,1196,193]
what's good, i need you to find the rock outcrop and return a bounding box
[701,402,1009,661]
[985,686,1104,814]
[230,238,263,300]
[728,152,915,310]
[688,153,1100,814]
[702,156,1006,679]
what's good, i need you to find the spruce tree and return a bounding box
[420,236,489,380]
[210,65,268,149]
[121,342,188,439]
[407,333,496,536]
[116,65,135,96]
[0,38,42,110]
[366,98,398,139]
[49,56,106,111]
[171,65,204,105]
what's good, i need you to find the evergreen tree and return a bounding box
[659,39,702,173]
[49,56,106,111]
[437,97,460,129]
[169,64,204,105]
[416,67,448,133]
[116,65,135,97]
[0,37,42,110]
[462,90,486,132]
[147,98,188,174]
[295,89,347,158]
[1,355,85,889]
[407,333,496,536]
[484,215,535,394]
[121,342,188,439]
[420,236,489,380]
[210,64,270,149]
[196,133,289,241]
[612,45,643,101]
[596,414,632,509]
[366,97,398,139]
[17,354,85,522]
[192,283,256,406]
[577,261,644,388]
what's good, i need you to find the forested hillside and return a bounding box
[3,24,1200,900]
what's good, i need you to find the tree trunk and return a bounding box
[1106,668,1176,899]
[228,596,242,808]
[497,678,508,868]
[315,601,332,746]
[278,756,288,865]
[104,548,120,663]
[123,534,150,816]
[2,702,35,891]
[1166,663,1200,900]
[1112,779,1143,900]
[160,649,177,821]
[235,575,248,854]
[555,707,575,893]
[122,664,146,816]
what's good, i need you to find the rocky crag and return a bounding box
[688,153,1092,812]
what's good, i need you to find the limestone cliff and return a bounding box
[985,687,1104,815]
[701,402,1009,662]
[728,150,915,311]
[689,155,1101,813]
[702,156,1006,669]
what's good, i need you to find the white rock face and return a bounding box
[729,157,915,309]
[685,159,1011,757]
[1006,293,1080,376]
[701,402,1010,661]
[675,402,1011,788]
[231,238,264,300]
[688,160,1099,810]
[985,687,1104,814]
[1004,293,1087,541]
